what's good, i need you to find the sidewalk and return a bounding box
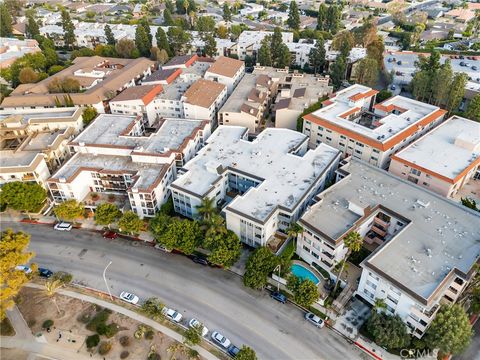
[26,283,220,360]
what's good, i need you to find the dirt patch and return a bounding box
[0,317,15,336]
[16,287,199,360]
[0,348,30,360]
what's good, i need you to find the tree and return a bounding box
[47,77,80,94]
[196,16,216,33]
[332,232,363,295]
[26,13,40,39]
[150,212,172,242]
[465,95,480,122]
[196,197,217,224]
[206,229,241,268]
[54,200,84,221]
[95,203,121,227]
[0,229,36,320]
[445,73,467,114]
[244,247,278,289]
[163,8,175,26]
[236,346,257,360]
[223,3,232,22]
[257,36,272,66]
[105,24,116,46]
[118,211,144,235]
[43,279,63,314]
[376,89,392,104]
[366,36,385,69]
[330,55,346,89]
[287,1,300,31]
[115,39,137,58]
[155,27,171,57]
[139,17,153,46]
[183,324,202,346]
[309,37,326,74]
[271,27,291,68]
[366,311,411,349]
[461,197,478,211]
[82,106,98,125]
[216,25,228,39]
[18,67,39,84]
[158,49,169,65]
[70,47,95,60]
[141,297,165,320]
[61,9,75,49]
[202,34,217,57]
[0,182,47,213]
[354,57,378,87]
[331,31,354,52]
[326,5,341,34]
[135,25,151,57]
[287,275,319,307]
[44,48,59,68]
[167,27,192,55]
[317,4,327,32]
[354,21,377,48]
[157,218,201,254]
[0,4,12,37]
[425,304,473,355]
[431,59,453,106]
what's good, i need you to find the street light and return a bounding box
[274,264,281,292]
[103,260,113,301]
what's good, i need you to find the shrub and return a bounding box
[86,334,100,348]
[42,319,54,329]
[147,353,160,360]
[103,323,119,338]
[120,351,130,359]
[98,341,112,355]
[86,310,110,332]
[120,335,131,347]
[77,312,91,324]
[145,329,155,340]
[52,271,73,284]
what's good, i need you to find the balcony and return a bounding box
[373,216,390,229]
[371,224,387,237]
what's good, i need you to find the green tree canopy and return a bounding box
[195,197,217,224]
[0,4,12,37]
[183,323,202,346]
[196,16,216,33]
[135,25,151,57]
[156,27,172,56]
[54,199,84,221]
[317,4,327,32]
[257,36,272,67]
[150,212,172,241]
[104,24,116,46]
[271,27,291,68]
[202,33,217,58]
[465,94,480,122]
[115,39,138,58]
[0,182,47,213]
[308,37,326,74]
[95,203,121,227]
[287,275,319,307]
[287,1,300,30]
[366,311,411,350]
[82,106,98,125]
[223,3,232,22]
[244,247,278,289]
[61,9,75,49]
[425,304,473,355]
[167,27,192,56]
[163,8,175,26]
[26,12,40,39]
[155,218,201,254]
[118,211,144,235]
[1,229,36,320]
[236,346,257,360]
[354,57,379,87]
[330,55,346,89]
[205,228,241,268]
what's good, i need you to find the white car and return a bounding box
[154,243,172,252]
[211,331,231,349]
[188,318,209,337]
[162,307,183,323]
[304,312,325,328]
[15,265,32,274]
[119,291,139,305]
[54,222,72,231]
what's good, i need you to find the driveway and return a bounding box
[4,222,366,360]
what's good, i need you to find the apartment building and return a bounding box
[204,56,245,95]
[233,31,294,60]
[170,126,341,247]
[182,79,228,123]
[0,37,41,68]
[0,108,84,187]
[297,159,480,338]
[389,116,480,200]
[0,56,155,112]
[47,114,211,218]
[302,84,447,169]
[109,85,163,126]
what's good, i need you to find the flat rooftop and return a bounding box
[301,160,480,302]
[0,108,79,126]
[172,127,340,222]
[72,114,205,153]
[393,116,480,180]
[309,84,442,143]
[219,74,260,113]
[50,152,166,191]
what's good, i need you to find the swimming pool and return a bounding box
[291,264,320,285]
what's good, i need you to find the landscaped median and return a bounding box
[26,280,229,360]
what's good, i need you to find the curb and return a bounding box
[354,341,383,360]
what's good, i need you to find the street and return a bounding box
[5,222,367,360]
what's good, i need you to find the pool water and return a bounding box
[291,264,320,285]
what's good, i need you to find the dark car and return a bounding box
[191,256,208,266]
[323,279,335,291]
[38,268,53,278]
[227,345,241,357]
[271,291,287,304]
[103,231,118,239]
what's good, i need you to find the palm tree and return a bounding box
[233,0,241,13]
[183,0,189,17]
[373,298,387,312]
[287,222,303,249]
[44,279,63,314]
[195,197,216,224]
[332,231,363,296]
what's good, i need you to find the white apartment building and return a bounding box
[0,108,84,187]
[297,159,480,338]
[389,116,480,200]
[47,114,211,218]
[234,31,294,60]
[109,85,164,126]
[302,84,447,169]
[170,126,341,247]
[182,79,228,124]
[204,56,245,95]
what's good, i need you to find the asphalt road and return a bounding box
[5,222,367,360]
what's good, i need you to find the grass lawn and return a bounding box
[0,317,15,336]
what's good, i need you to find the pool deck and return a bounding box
[291,260,329,301]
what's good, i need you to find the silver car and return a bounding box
[305,312,325,328]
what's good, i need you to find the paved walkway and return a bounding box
[26,283,220,360]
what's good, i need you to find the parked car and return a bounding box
[390,84,396,91]
[154,243,172,252]
[15,265,32,274]
[472,66,478,71]
[188,318,208,337]
[103,231,117,239]
[227,345,241,357]
[119,291,139,305]
[270,291,287,304]
[54,222,72,231]
[304,312,325,328]
[323,279,335,291]
[38,268,53,278]
[190,255,208,266]
[211,331,231,349]
[162,307,183,323]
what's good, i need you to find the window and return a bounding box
[410,168,421,176]
[366,280,377,290]
[363,289,374,299]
